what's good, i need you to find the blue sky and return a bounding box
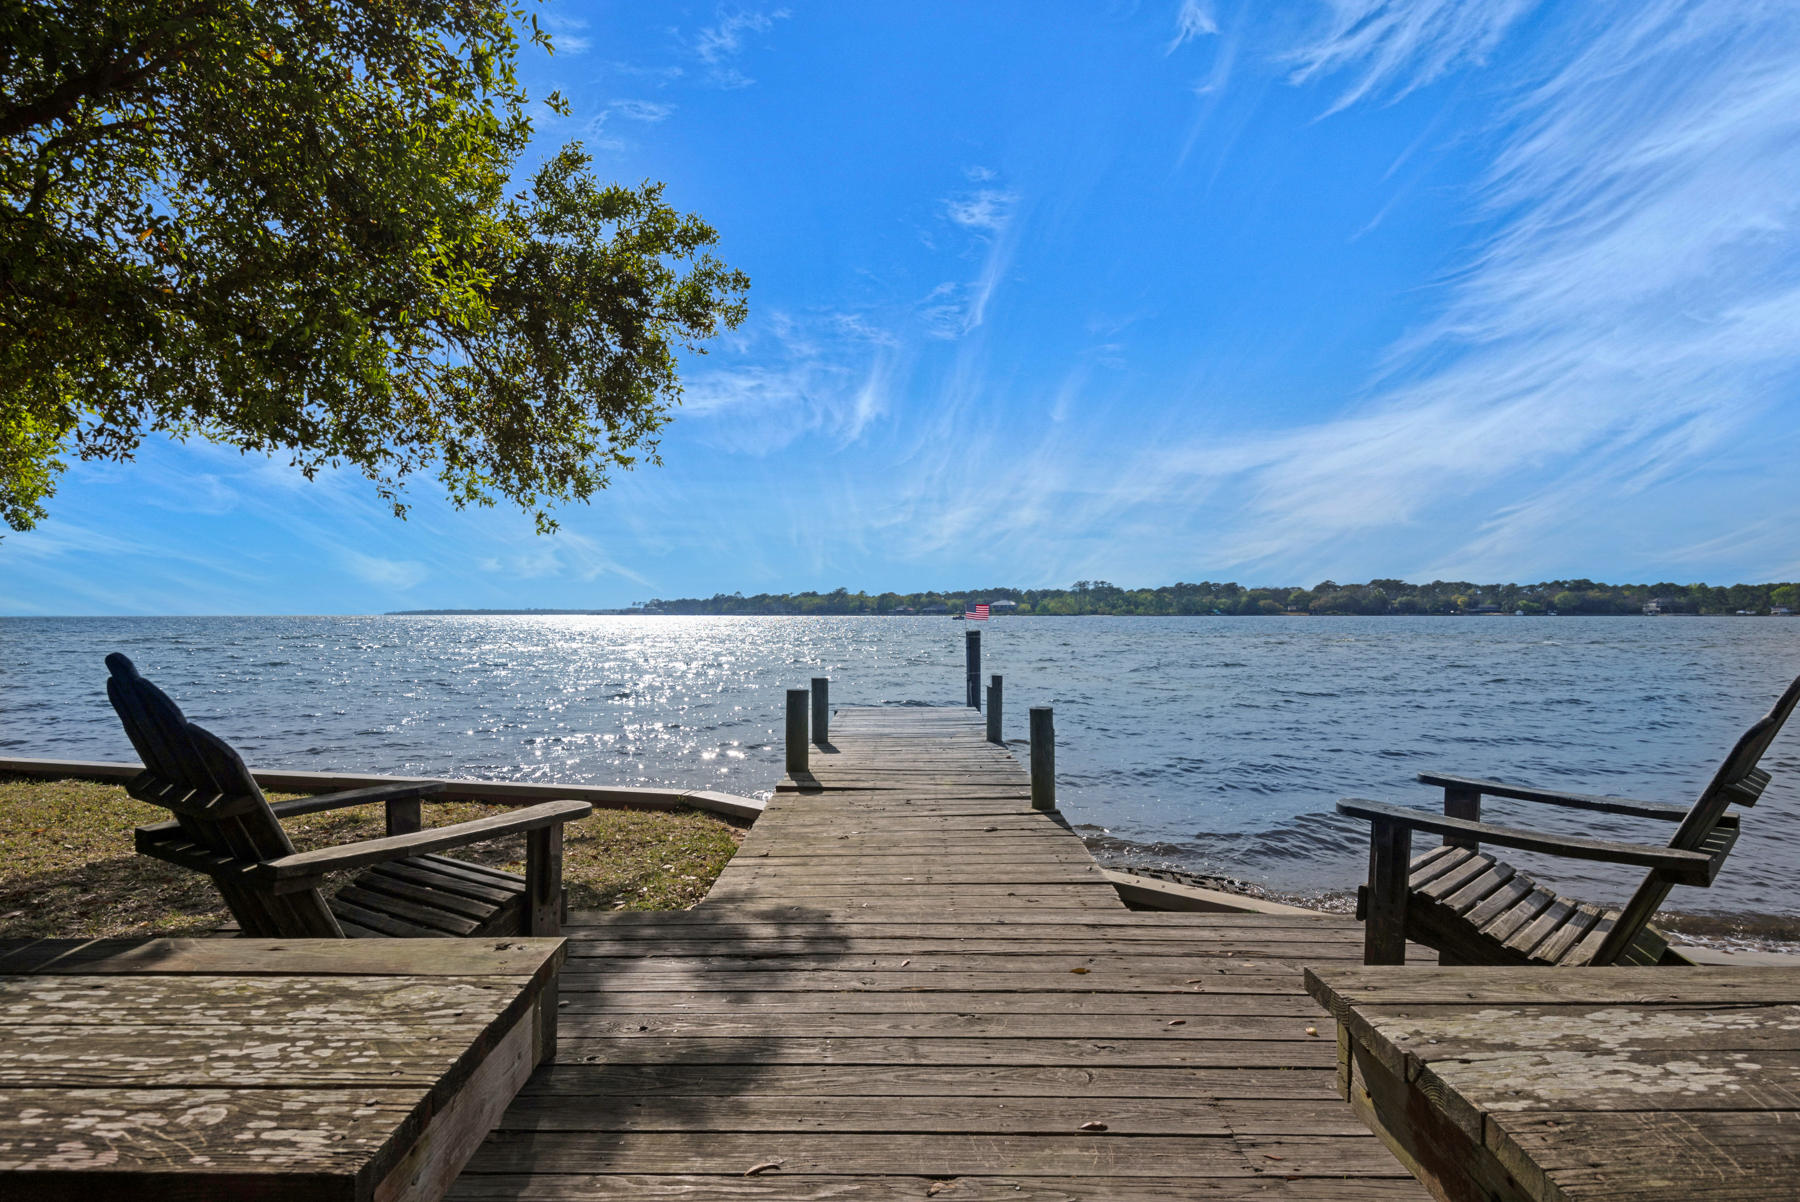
[9,0,1800,615]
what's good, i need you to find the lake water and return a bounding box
[4,614,1798,916]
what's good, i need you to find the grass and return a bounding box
[0,773,747,939]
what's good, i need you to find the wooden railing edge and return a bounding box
[0,756,763,822]
[1100,868,1322,916]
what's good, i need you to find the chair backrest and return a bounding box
[1597,672,1800,963]
[105,653,343,937]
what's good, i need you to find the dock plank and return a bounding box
[449,705,1425,1199]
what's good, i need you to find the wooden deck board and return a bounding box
[449,705,1426,1199]
[0,937,565,1200]
[1310,964,1800,1199]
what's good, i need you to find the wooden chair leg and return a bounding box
[524,825,564,936]
[1440,784,1481,850]
[386,796,423,836]
[1364,818,1411,965]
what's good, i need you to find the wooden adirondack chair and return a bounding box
[1338,673,1800,967]
[105,652,591,938]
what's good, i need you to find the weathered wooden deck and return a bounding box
[447,705,1428,1199]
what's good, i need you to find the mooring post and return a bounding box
[1030,705,1055,810]
[785,687,809,776]
[965,627,981,709]
[811,676,830,746]
[986,674,1003,744]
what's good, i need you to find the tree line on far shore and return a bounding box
[634,579,1800,617]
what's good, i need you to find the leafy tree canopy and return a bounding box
[0,0,748,534]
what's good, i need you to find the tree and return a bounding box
[1,0,747,535]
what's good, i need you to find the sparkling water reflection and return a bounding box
[3,614,1797,914]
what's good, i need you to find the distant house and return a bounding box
[920,604,949,614]
[1774,607,1794,616]
[1469,604,1503,615]
[1643,597,1687,615]
[989,599,1019,610]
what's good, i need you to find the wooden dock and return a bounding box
[447,703,1428,1199]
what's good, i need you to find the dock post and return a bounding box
[786,688,809,776]
[965,628,981,708]
[1030,705,1055,810]
[811,676,830,746]
[986,675,1003,744]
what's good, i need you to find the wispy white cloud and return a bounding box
[608,99,675,122]
[962,236,1012,334]
[1286,0,1537,114]
[1162,0,1800,576]
[679,309,899,451]
[829,311,900,348]
[918,247,1011,339]
[943,188,1018,234]
[694,8,791,87]
[924,182,1021,337]
[341,550,427,591]
[919,282,970,340]
[542,15,593,55]
[582,99,678,152]
[474,530,652,587]
[1175,27,1239,168]
[873,1,1800,587]
[139,467,239,514]
[1167,0,1219,54]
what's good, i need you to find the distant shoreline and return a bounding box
[624,578,1800,618]
[382,608,1799,618]
[388,608,637,616]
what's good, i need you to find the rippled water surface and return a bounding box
[5,615,1798,913]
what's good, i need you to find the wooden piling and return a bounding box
[965,628,981,708]
[785,688,809,776]
[986,674,1003,744]
[811,676,830,746]
[1029,705,1055,810]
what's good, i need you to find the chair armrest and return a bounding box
[266,779,446,819]
[1336,798,1716,884]
[1416,772,1689,820]
[250,799,593,891]
[135,779,450,843]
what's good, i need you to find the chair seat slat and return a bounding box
[1506,895,1577,959]
[1409,847,1474,891]
[1478,886,1557,943]
[1442,860,1515,914]
[356,864,512,921]
[372,859,524,905]
[415,853,530,888]
[327,895,446,938]
[1534,902,1606,964]
[333,885,481,935]
[1416,852,1489,901]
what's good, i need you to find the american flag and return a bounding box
[964,603,990,620]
